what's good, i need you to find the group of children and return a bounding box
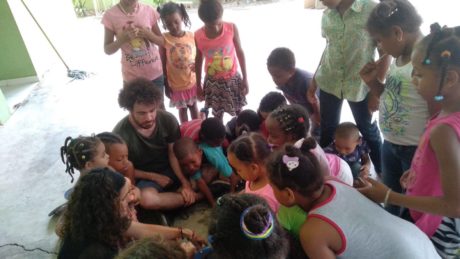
[103,0,247,123]
[54,0,460,257]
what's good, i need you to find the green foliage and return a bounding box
[152,0,167,6]
[73,0,88,17]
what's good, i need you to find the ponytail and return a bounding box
[267,144,323,197]
[159,1,191,29]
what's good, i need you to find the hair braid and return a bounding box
[60,135,101,182]
[269,104,310,140]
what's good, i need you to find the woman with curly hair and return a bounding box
[58,168,204,259]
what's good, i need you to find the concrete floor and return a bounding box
[0,0,457,258]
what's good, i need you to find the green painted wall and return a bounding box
[0,0,36,80]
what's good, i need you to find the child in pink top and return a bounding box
[158,2,199,123]
[102,0,165,105]
[227,133,279,212]
[195,0,248,121]
[359,24,460,257]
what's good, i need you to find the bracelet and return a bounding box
[383,188,392,208]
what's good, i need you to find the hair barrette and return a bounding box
[441,50,452,58]
[282,155,299,171]
[240,206,274,240]
[298,117,304,123]
[387,7,398,18]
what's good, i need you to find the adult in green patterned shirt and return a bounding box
[308,0,388,175]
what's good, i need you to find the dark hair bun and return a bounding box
[243,204,271,234]
[299,137,317,153]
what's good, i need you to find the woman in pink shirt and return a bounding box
[359,24,460,257]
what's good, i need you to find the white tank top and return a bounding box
[309,180,440,259]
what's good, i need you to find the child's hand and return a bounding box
[360,61,379,85]
[357,177,390,203]
[400,170,412,190]
[182,228,207,248]
[359,164,370,178]
[136,27,151,39]
[117,29,136,44]
[151,174,173,188]
[360,54,388,86]
[181,186,197,206]
[179,241,197,258]
[135,27,164,47]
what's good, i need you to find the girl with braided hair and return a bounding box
[359,24,460,257]
[50,135,112,217]
[55,135,110,206]
[60,135,109,184]
[268,144,439,258]
[55,135,139,220]
[265,104,353,186]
